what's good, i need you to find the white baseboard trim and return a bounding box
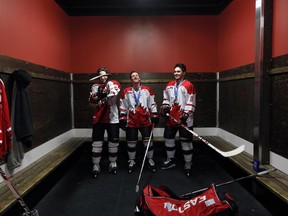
[1,127,287,183]
[270,152,288,175]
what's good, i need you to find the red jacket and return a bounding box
[0,79,12,159]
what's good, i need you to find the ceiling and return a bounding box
[55,0,233,16]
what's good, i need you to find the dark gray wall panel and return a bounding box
[29,79,72,148]
[219,79,254,142]
[270,73,288,158]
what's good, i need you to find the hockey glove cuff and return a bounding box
[161,105,171,117]
[119,115,127,131]
[180,112,189,125]
[150,113,159,126]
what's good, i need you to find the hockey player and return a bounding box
[88,67,121,179]
[119,71,159,174]
[161,63,196,177]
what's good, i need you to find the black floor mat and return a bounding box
[35,141,273,216]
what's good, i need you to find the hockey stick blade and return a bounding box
[207,143,245,157]
[89,76,98,81]
[167,114,245,157]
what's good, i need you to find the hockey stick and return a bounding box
[167,114,245,157]
[0,167,39,216]
[182,168,276,197]
[135,124,155,193]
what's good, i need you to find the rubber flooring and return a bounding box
[35,141,273,216]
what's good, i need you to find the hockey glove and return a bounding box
[88,92,97,104]
[161,106,171,117]
[97,85,108,99]
[150,113,159,126]
[97,91,107,100]
[180,112,189,125]
[119,115,127,131]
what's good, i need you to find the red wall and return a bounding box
[0,0,287,73]
[217,0,255,71]
[272,0,288,57]
[71,16,218,73]
[217,0,288,71]
[0,0,71,72]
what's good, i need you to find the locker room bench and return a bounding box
[0,137,89,215]
[203,136,288,212]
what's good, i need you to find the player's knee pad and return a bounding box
[92,141,103,153]
[127,140,137,148]
[143,138,153,146]
[165,139,175,148]
[181,141,193,151]
[108,142,119,148]
[92,141,103,148]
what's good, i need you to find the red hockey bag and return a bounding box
[135,184,238,216]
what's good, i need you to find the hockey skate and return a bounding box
[108,161,117,174]
[184,161,192,177]
[92,164,101,179]
[146,159,156,173]
[128,159,136,174]
[162,158,176,170]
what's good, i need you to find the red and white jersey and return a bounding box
[162,80,196,127]
[0,79,12,159]
[119,85,157,128]
[89,80,120,124]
